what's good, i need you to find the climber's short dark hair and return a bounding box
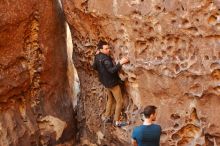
[97,40,108,50]
[142,105,157,118]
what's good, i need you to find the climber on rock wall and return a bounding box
[132,105,161,146]
[92,40,129,127]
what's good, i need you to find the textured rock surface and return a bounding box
[0,0,76,145]
[62,0,220,145]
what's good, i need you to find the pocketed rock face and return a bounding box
[0,0,76,145]
[62,0,220,145]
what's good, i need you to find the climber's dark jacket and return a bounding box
[93,52,122,88]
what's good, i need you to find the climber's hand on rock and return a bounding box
[120,57,129,65]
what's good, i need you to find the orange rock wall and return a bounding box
[0,0,76,145]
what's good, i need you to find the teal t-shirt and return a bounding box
[132,124,161,146]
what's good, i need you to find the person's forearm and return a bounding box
[131,139,138,146]
[104,61,121,73]
[133,143,138,146]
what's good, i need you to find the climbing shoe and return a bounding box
[113,121,129,127]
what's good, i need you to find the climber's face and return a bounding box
[100,45,111,55]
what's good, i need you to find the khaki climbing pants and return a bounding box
[104,85,123,121]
